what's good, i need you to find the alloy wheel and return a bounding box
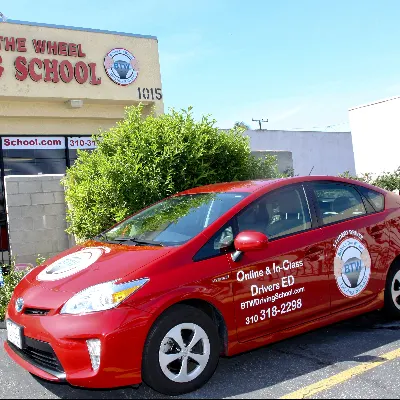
[391,270,400,310]
[158,323,211,383]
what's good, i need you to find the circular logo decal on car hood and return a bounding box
[37,247,110,282]
[334,234,371,298]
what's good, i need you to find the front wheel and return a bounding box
[384,262,400,318]
[142,305,220,395]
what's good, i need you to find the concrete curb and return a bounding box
[0,321,5,329]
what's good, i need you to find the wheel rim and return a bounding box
[391,271,400,310]
[158,323,211,383]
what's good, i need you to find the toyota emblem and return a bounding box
[15,298,24,313]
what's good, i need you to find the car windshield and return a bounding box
[101,192,249,246]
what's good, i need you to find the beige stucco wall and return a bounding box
[0,20,164,136]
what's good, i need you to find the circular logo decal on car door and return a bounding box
[334,236,371,297]
[37,247,110,281]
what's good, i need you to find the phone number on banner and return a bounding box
[68,137,97,149]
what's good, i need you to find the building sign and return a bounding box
[0,36,103,85]
[0,23,164,106]
[104,48,138,86]
[2,136,66,149]
[68,136,97,149]
[2,136,99,150]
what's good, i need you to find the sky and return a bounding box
[2,0,400,131]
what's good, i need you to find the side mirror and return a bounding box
[231,231,269,262]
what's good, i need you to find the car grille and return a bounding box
[24,308,50,316]
[8,337,65,379]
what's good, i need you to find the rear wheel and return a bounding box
[384,262,400,318]
[142,305,220,395]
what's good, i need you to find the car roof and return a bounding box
[177,176,388,195]
[177,179,284,195]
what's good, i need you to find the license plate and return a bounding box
[6,319,23,349]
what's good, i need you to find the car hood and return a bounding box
[24,240,173,294]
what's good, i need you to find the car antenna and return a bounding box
[308,166,314,175]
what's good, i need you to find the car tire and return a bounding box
[384,261,400,318]
[142,304,220,396]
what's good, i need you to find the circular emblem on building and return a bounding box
[334,235,371,298]
[104,48,139,86]
[37,247,110,282]
[15,297,24,313]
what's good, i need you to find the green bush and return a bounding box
[63,105,284,240]
[0,264,25,321]
[373,167,400,192]
[36,254,47,267]
[339,167,400,191]
[0,256,46,320]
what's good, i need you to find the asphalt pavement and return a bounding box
[1,311,400,399]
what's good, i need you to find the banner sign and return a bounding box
[2,136,66,149]
[67,137,97,149]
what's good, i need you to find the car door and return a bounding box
[230,184,331,343]
[310,181,390,314]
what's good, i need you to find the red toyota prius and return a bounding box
[4,176,400,395]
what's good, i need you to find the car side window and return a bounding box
[356,186,385,212]
[312,182,367,225]
[193,223,235,262]
[237,185,312,240]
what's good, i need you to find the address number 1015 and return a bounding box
[137,87,163,100]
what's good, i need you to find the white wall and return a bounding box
[349,97,400,175]
[251,150,293,174]
[244,130,356,176]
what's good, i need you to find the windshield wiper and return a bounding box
[95,232,109,241]
[112,237,164,247]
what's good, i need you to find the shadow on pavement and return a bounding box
[28,311,400,399]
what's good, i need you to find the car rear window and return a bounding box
[312,182,367,225]
[357,186,385,212]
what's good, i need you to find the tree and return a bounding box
[63,105,284,240]
[374,167,400,191]
[339,168,400,191]
[234,121,250,131]
[338,171,375,185]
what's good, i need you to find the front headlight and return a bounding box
[60,278,149,315]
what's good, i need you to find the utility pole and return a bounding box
[252,118,268,130]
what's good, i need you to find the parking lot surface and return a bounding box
[1,311,400,399]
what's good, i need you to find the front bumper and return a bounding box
[4,305,152,389]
